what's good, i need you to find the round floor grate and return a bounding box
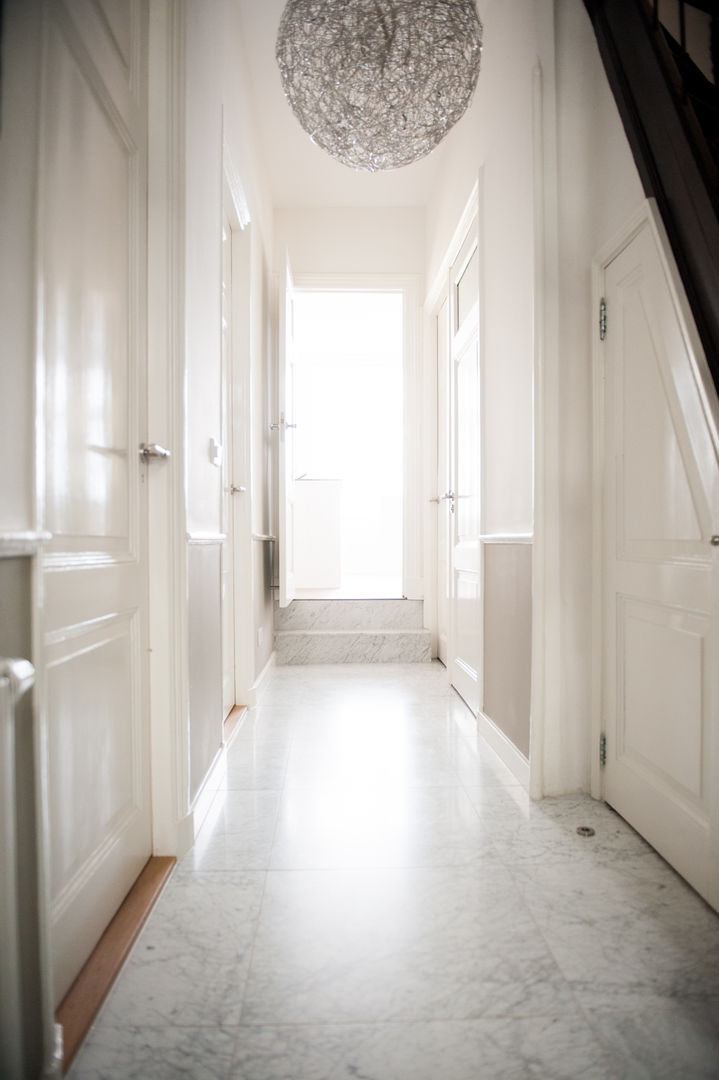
[576,825,596,838]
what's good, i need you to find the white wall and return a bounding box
[183,0,276,790]
[0,1,42,533]
[275,206,425,276]
[426,0,537,536]
[545,0,645,793]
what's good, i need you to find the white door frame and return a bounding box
[290,272,423,599]
[146,0,190,855]
[222,153,253,706]
[590,197,719,800]
[424,181,480,671]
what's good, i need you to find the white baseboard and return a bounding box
[476,710,530,788]
[247,650,276,705]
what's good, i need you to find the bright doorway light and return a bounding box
[293,290,403,599]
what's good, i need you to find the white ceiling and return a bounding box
[234,0,451,209]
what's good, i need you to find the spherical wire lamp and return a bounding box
[275,0,483,172]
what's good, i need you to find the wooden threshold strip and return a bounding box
[57,854,176,1073]
[224,703,247,745]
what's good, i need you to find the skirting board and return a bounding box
[476,709,530,789]
[246,650,275,706]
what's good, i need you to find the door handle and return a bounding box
[139,443,171,460]
[229,484,247,494]
[429,490,455,503]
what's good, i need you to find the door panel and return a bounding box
[448,225,481,712]
[436,298,450,664]
[278,255,297,608]
[40,0,151,1000]
[221,216,235,718]
[603,218,719,911]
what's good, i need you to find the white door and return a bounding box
[39,0,152,1000]
[435,296,451,665]
[221,214,236,719]
[602,214,719,911]
[448,230,482,712]
[278,255,297,608]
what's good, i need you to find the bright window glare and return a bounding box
[293,291,403,590]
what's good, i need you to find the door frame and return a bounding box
[590,197,719,800]
[222,156,253,706]
[424,182,480,666]
[289,272,423,600]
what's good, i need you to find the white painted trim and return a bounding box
[147,0,189,856]
[477,709,530,789]
[291,273,423,603]
[246,649,276,707]
[480,534,534,544]
[425,179,480,311]
[185,532,226,544]
[221,134,251,230]
[222,172,255,712]
[529,27,562,800]
[0,532,52,557]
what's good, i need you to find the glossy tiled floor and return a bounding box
[70,663,719,1079]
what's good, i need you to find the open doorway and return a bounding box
[292,290,404,599]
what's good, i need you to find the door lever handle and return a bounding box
[229,484,247,494]
[139,443,171,460]
[429,490,455,503]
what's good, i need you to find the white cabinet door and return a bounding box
[602,216,719,911]
[278,255,297,608]
[448,231,482,712]
[39,0,152,1000]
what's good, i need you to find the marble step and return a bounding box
[274,598,424,632]
[274,628,432,665]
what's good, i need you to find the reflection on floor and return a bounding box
[70,663,719,1079]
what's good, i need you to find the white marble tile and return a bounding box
[241,865,576,1024]
[176,790,282,872]
[269,785,496,869]
[275,629,432,665]
[283,733,463,790]
[69,1025,236,1080]
[513,857,719,1010]
[229,1016,616,1080]
[97,873,265,1028]
[274,598,425,631]
[590,1000,719,1079]
[220,741,290,790]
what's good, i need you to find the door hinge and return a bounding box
[599,298,607,341]
[599,733,607,768]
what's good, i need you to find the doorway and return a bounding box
[291,290,404,599]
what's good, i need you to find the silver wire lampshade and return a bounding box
[275,0,483,172]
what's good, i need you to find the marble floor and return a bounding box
[70,663,719,1079]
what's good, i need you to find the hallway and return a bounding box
[70,663,719,1079]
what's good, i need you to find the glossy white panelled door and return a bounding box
[448,228,482,712]
[602,216,719,911]
[435,297,451,665]
[278,255,297,608]
[221,215,236,719]
[39,0,152,999]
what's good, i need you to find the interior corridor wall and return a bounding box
[547,0,645,793]
[425,0,537,763]
[184,0,275,802]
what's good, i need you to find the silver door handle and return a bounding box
[140,443,171,460]
[429,490,455,503]
[229,484,247,494]
[270,420,297,430]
